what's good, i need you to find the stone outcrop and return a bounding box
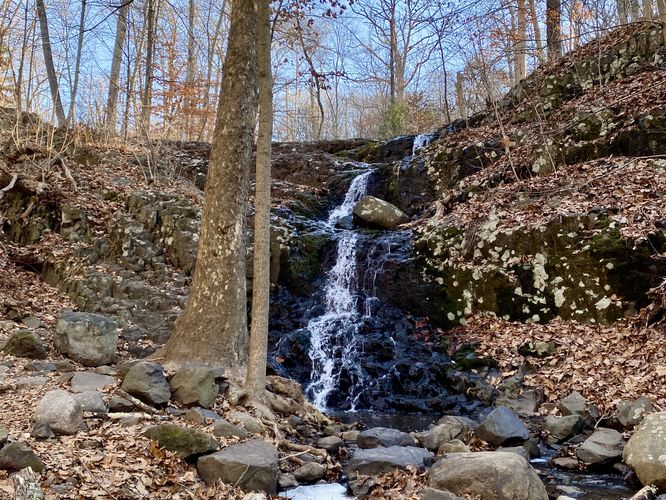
[623,412,666,489]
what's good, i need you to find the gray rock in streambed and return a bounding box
[576,427,624,467]
[475,406,529,446]
[357,427,417,449]
[348,446,434,477]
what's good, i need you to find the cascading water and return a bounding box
[306,168,373,409]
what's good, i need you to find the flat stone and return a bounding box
[227,411,264,434]
[551,457,580,470]
[348,446,434,477]
[317,435,343,453]
[416,416,475,451]
[197,440,278,493]
[185,407,222,425]
[70,372,117,393]
[437,439,470,455]
[357,427,417,449]
[108,396,134,412]
[15,376,49,388]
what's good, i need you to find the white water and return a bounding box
[412,132,437,155]
[326,168,372,226]
[307,168,373,410]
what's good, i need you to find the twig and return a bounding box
[79,457,119,500]
[0,173,17,193]
[279,440,328,459]
[113,388,159,414]
[58,158,77,191]
[279,450,311,461]
[234,464,251,487]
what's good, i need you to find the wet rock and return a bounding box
[185,408,222,425]
[616,396,653,428]
[475,406,529,446]
[430,452,547,500]
[70,372,117,393]
[437,439,470,455]
[33,389,83,435]
[416,416,476,451]
[227,411,264,434]
[2,331,48,359]
[121,361,171,406]
[623,412,666,489]
[317,436,343,453]
[543,415,585,443]
[169,364,222,408]
[357,427,417,449]
[576,428,624,466]
[266,375,303,401]
[197,440,278,493]
[353,196,409,229]
[54,312,118,366]
[212,419,249,439]
[348,446,434,477]
[292,462,326,483]
[551,457,580,470]
[73,391,108,413]
[144,424,218,459]
[0,442,44,472]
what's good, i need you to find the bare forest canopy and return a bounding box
[1,0,664,142]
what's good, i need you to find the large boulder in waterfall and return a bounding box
[623,412,666,489]
[348,446,433,477]
[54,311,118,366]
[475,407,529,446]
[429,452,548,500]
[353,196,409,229]
[357,427,418,449]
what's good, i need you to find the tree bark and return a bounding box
[456,71,466,120]
[246,0,272,398]
[515,0,528,81]
[546,0,562,61]
[36,0,66,126]
[141,0,157,136]
[68,0,87,124]
[157,0,258,368]
[618,0,628,23]
[106,0,129,131]
[184,0,196,139]
[528,0,545,63]
[642,0,653,18]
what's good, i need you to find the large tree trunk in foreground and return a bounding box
[36,0,66,126]
[157,0,259,368]
[246,0,272,397]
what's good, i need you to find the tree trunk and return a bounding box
[246,0,272,398]
[456,72,466,120]
[36,0,66,126]
[157,0,258,368]
[618,0,628,23]
[184,0,196,139]
[106,0,129,132]
[515,0,528,81]
[642,0,653,18]
[546,0,562,61]
[141,0,157,137]
[68,0,87,124]
[529,0,545,63]
[658,0,666,42]
[630,0,641,20]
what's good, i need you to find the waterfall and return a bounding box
[412,132,437,155]
[306,168,373,410]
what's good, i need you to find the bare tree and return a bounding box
[106,0,130,131]
[36,0,66,126]
[546,0,562,60]
[68,0,87,123]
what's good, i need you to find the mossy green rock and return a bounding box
[3,330,48,359]
[144,424,218,459]
[0,442,45,472]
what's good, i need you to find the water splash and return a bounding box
[327,168,373,226]
[412,132,437,155]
